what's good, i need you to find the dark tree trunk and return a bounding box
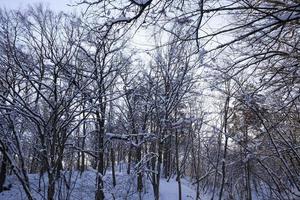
[47,173,55,200]
[136,145,143,195]
[0,148,8,192]
[81,136,86,172]
[175,131,182,200]
[95,108,105,200]
[80,103,87,172]
[163,136,171,179]
[219,96,230,200]
[127,145,132,175]
[111,148,116,187]
[244,127,252,200]
[156,140,163,200]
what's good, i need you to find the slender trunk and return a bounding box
[118,147,122,173]
[80,146,85,172]
[77,151,81,170]
[137,145,143,195]
[95,108,105,200]
[80,103,87,172]
[163,139,171,179]
[150,141,159,200]
[104,151,109,174]
[111,148,116,187]
[219,136,228,200]
[155,139,163,200]
[191,135,200,200]
[30,151,38,173]
[219,96,230,200]
[245,160,252,200]
[127,145,132,175]
[211,128,222,200]
[244,128,252,200]
[134,124,143,195]
[77,129,81,171]
[175,131,182,200]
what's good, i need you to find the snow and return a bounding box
[132,0,151,5]
[159,179,195,200]
[0,170,200,200]
[107,17,131,25]
[276,12,300,21]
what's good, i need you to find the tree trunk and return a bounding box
[156,139,163,200]
[111,148,116,187]
[163,140,171,179]
[127,145,132,175]
[0,148,8,192]
[80,103,87,172]
[95,109,105,200]
[47,173,55,200]
[211,128,222,200]
[219,96,230,200]
[244,128,252,200]
[175,131,182,200]
[245,160,252,200]
[81,139,86,172]
[136,145,143,196]
[219,136,228,200]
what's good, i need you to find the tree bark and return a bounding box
[0,147,8,193]
[95,109,105,200]
[175,131,182,200]
[219,96,230,200]
[111,148,116,187]
[127,145,132,175]
[47,173,55,200]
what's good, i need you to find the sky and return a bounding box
[0,0,230,58]
[0,0,225,116]
[0,0,153,48]
[1,0,74,11]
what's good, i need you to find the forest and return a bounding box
[0,0,299,199]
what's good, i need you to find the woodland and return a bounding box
[0,0,299,200]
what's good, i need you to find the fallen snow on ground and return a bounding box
[159,179,195,200]
[0,170,201,200]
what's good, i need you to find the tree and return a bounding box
[78,24,130,199]
[0,6,90,199]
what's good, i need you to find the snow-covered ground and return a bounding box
[159,179,195,200]
[0,170,205,200]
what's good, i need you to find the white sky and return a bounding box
[0,0,154,56]
[0,0,224,115]
[1,0,75,11]
[0,0,230,58]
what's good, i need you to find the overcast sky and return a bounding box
[1,0,75,11]
[0,0,154,50]
[0,0,227,53]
